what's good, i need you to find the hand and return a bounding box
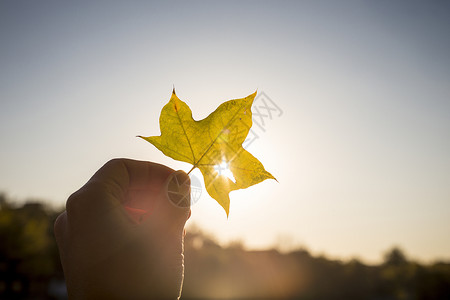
[54,159,191,299]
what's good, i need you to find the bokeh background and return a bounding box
[1,1,449,299]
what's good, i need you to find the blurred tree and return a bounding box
[0,194,64,298]
[384,247,408,266]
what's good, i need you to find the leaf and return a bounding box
[138,90,275,216]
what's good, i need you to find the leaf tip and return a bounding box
[172,85,176,95]
[267,171,278,183]
[246,90,257,104]
[218,198,230,218]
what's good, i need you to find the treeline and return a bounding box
[1,195,449,299]
[183,230,450,300]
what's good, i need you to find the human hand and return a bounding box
[54,159,191,299]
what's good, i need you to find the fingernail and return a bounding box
[167,171,191,208]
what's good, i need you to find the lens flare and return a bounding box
[214,160,236,183]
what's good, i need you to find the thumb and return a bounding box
[166,170,191,210]
[155,170,191,230]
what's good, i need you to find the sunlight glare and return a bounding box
[214,160,236,183]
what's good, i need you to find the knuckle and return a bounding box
[66,180,113,214]
[53,212,67,238]
[104,158,119,167]
[66,182,98,212]
[66,189,83,213]
[103,158,126,170]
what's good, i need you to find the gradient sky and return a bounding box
[1,1,449,263]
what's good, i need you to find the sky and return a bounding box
[1,0,449,264]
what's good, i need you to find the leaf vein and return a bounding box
[195,101,249,168]
[175,106,196,163]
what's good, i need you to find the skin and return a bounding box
[54,159,191,299]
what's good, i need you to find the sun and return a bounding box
[214,160,236,183]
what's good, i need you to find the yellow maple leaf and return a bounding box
[139,90,275,216]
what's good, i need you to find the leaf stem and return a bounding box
[187,165,196,175]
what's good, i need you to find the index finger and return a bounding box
[66,159,174,220]
[90,158,174,200]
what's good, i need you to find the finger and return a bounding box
[54,211,68,247]
[67,159,174,218]
[53,211,69,268]
[144,171,191,230]
[166,171,191,210]
[117,159,175,223]
[90,158,174,201]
